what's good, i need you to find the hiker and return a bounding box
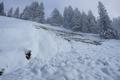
[0,68,5,76]
[25,50,31,60]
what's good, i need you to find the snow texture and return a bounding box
[0,16,120,80]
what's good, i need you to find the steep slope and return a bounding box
[0,16,120,80]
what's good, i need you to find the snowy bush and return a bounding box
[100,28,119,39]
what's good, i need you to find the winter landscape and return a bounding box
[0,0,120,80]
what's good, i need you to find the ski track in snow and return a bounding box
[0,16,120,80]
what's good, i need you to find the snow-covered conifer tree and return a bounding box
[47,8,63,26]
[0,2,5,16]
[72,8,82,31]
[87,10,97,33]
[63,6,74,29]
[21,6,31,20]
[13,7,20,18]
[98,1,119,39]
[81,12,89,33]
[38,2,45,23]
[7,8,13,17]
[21,2,45,23]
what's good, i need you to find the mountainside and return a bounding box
[0,16,120,80]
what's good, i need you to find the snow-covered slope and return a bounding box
[0,16,71,74]
[0,16,120,80]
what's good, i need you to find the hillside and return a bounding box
[0,16,120,80]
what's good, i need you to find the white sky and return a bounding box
[2,0,120,18]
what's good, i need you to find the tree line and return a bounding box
[0,1,119,39]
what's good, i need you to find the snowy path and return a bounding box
[0,16,120,80]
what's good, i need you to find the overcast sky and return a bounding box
[2,0,120,18]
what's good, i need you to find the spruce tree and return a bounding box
[30,1,39,21]
[81,12,89,33]
[72,8,82,31]
[21,2,39,20]
[7,8,13,17]
[21,2,45,23]
[47,8,63,26]
[112,17,120,35]
[98,1,119,39]
[0,2,4,16]
[63,6,74,29]
[38,2,45,23]
[87,10,97,33]
[21,6,31,20]
[14,7,20,18]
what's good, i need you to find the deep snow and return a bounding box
[0,16,120,80]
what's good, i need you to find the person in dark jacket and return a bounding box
[25,50,31,60]
[0,68,5,76]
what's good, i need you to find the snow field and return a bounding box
[0,16,120,80]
